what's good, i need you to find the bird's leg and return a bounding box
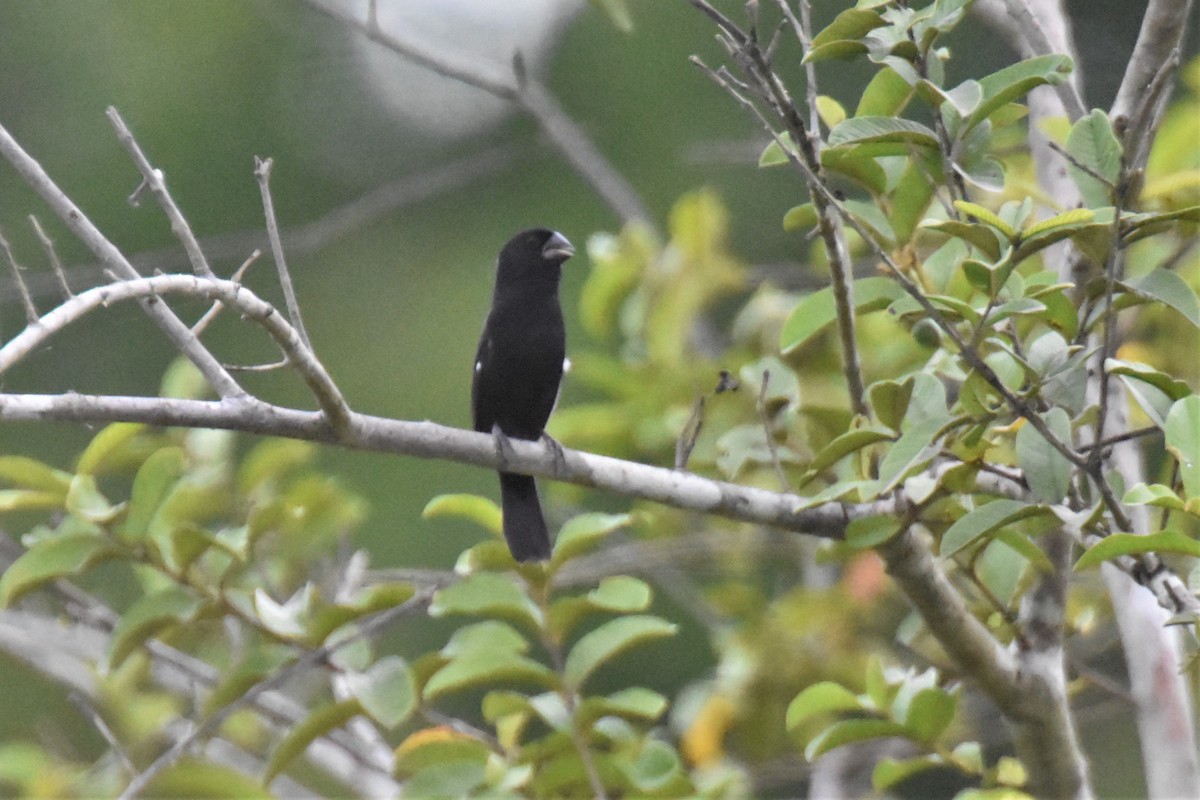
[540,432,567,476]
[491,423,517,469]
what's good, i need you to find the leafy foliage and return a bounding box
[1,2,1198,798]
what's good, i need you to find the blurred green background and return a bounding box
[0,1,1175,795]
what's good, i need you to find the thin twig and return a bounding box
[998,0,1086,120]
[675,395,706,469]
[192,249,262,336]
[1045,140,1117,189]
[756,370,790,491]
[255,157,313,352]
[0,275,351,433]
[225,358,290,373]
[68,691,136,776]
[106,107,215,279]
[118,589,433,800]
[687,54,1079,470]
[28,215,73,298]
[0,117,244,399]
[301,0,653,229]
[0,228,39,323]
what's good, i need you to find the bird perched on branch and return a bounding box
[472,228,574,561]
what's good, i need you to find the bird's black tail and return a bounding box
[498,472,552,562]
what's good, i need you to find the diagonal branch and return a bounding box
[0,120,245,400]
[299,0,653,229]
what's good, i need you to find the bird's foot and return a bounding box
[540,432,567,476]
[491,423,517,468]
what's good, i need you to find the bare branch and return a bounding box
[68,691,136,776]
[192,249,262,336]
[0,118,244,400]
[997,0,1086,120]
[106,107,215,279]
[0,275,351,434]
[255,156,313,352]
[0,228,39,323]
[28,215,73,299]
[300,0,653,228]
[1110,0,1196,156]
[117,589,433,800]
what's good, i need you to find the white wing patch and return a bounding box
[562,356,572,373]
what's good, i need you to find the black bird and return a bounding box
[472,228,574,561]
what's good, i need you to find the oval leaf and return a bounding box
[563,615,677,690]
[0,534,119,607]
[940,500,1053,557]
[1075,530,1200,570]
[786,681,863,731]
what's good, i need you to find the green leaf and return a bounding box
[1022,208,1096,238]
[804,40,870,63]
[870,378,915,432]
[783,203,818,232]
[807,428,893,475]
[828,117,939,150]
[810,8,887,50]
[140,759,273,800]
[874,755,946,791]
[424,650,556,700]
[625,739,682,793]
[786,681,864,731]
[1075,530,1200,570]
[874,417,944,496]
[822,147,889,194]
[758,133,796,167]
[264,699,361,783]
[1123,483,1185,511]
[1130,269,1200,327]
[65,474,121,524]
[107,587,206,670]
[578,687,668,726]
[237,438,315,495]
[563,615,676,690]
[940,500,1054,557]
[890,159,938,244]
[121,447,185,543]
[902,687,957,743]
[856,67,914,117]
[588,575,653,612]
[953,200,1018,240]
[1066,109,1122,207]
[345,655,417,729]
[422,493,502,535]
[0,456,71,495]
[551,512,631,564]
[967,54,1073,130]
[816,95,847,128]
[780,277,904,354]
[429,572,543,629]
[0,533,119,607]
[1165,396,1200,498]
[75,422,148,476]
[1105,359,1193,402]
[806,719,911,760]
[847,515,900,549]
[1016,409,1073,503]
[0,490,65,513]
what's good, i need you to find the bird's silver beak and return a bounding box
[542,231,575,261]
